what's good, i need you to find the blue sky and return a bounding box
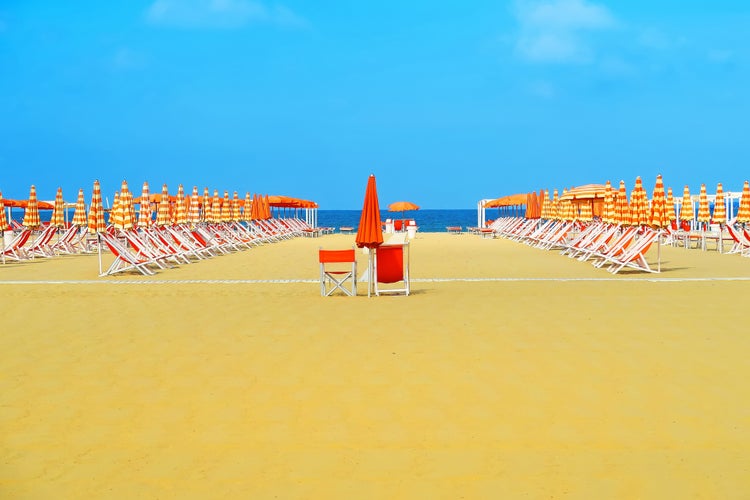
[1,1,748,208]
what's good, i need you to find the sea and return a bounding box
[316,209,481,233]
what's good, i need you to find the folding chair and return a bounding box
[373,242,410,296]
[319,247,357,296]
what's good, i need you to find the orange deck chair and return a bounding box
[373,242,410,296]
[319,247,357,296]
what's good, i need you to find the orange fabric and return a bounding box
[376,245,403,283]
[355,175,383,249]
[319,249,355,263]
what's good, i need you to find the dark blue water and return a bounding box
[317,209,481,233]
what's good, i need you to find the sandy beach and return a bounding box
[2,232,750,498]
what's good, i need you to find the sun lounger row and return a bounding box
[490,217,660,274]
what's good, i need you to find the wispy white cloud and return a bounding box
[145,0,308,29]
[513,0,616,64]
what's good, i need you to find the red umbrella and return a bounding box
[356,175,384,297]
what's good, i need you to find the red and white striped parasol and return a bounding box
[188,186,201,226]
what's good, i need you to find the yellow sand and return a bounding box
[2,233,750,498]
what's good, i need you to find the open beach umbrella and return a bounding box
[189,186,201,226]
[71,189,87,227]
[356,175,384,297]
[679,185,694,226]
[22,185,41,229]
[138,182,152,228]
[156,184,171,226]
[665,187,676,224]
[737,180,750,224]
[388,200,419,225]
[713,183,726,225]
[175,185,187,225]
[696,183,710,229]
[50,187,65,228]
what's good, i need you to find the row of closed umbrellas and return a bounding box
[1,181,319,233]
[489,177,750,227]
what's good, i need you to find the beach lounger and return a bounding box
[319,247,357,296]
[373,242,410,296]
[26,225,58,258]
[100,233,158,276]
[1,229,32,261]
[603,229,659,274]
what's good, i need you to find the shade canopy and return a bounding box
[559,184,607,201]
[355,175,384,249]
[388,201,420,212]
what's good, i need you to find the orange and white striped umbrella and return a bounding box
[138,181,152,228]
[614,180,628,225]
[243,192,252,221]
[202,187,211,222]
[713,183,726,224]
[115,180,135,230]
[50,187,65,228]
[679,185,694,222]
[156,184,171,226]
[602,180,613,223]
[22,185,41,228]
[696,183,710,225]
[175,184,187,225]
[220,191,231,222]
[629,176,648,226]
[231,192,240,222]
[550,189,559,220]
[649,174,668,228]
[0,191,9,231]
[109,191,121,228]
[88,180,106,234]
[188,186,201,226]
[72,188,87,226]
[737,180,750,223]
[665,187,676,222]
[211,190,221,222]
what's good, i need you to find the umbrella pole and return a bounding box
[97,234,102,275]
[657,229,661,273]
[368,251,373,297]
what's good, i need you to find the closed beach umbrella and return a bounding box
[220,191,231,222]
[665,187,676,223]
[175,184,187,225]
[696,183,710,228]
[189,186,201,226]
[72,189,87,227]
[202,187,211,222]
[264,194,272,219]
[614,181,628,226]
[0,191,9,232]
[679,185,694,224]
[210,190,221,223]
[22,185,41,229]
[603,180,614,224]
[115,180,135,230]
[156,184,171,226]
[356,175,384,297]
[138,182,152,228]
[713,183,726,225]
[109,192,121,228]
[737,180,750,224]
[650,175,668,228]
[49,187,65,228]
[243,192,252,221]
[88,180,106,234]
[630,176,648,226]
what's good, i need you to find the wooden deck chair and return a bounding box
[373,242,410,296]
[319,247,357,296]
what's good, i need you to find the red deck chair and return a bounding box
[319,247,357,296]
[373,242,410,296]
